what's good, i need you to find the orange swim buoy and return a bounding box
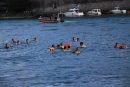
[64,44,71,47]
[119,45,126,49]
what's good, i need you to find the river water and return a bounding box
[0,14,130,87]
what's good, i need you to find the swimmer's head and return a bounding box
[52,44,55,47]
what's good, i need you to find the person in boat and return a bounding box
[12,38,16,43]
[60,17,64,22]
[39,16,43,19]
[48,44,55,52]
[26,39,29,44]
[73,47,80,54]
[5,43,10,49]
[54,16,57,21]
[80,42,86,48]
[16,40,20,45]
[34,37,38,42]
[114,43,120,48]
[72,37,76,42]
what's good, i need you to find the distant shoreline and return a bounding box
[0,11,130,20]
[0,16,34,20]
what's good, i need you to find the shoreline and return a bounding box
[0,12,130,20]
[0,16,35,20]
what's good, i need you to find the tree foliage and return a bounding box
[4,0,31,12]
[60,0,123,4]
[0,0,124,12]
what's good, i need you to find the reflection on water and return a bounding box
[0,15,130,87]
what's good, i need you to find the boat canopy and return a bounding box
[92,9,101,12]
[113,7,120,10]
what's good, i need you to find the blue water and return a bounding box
[0,14,130,87]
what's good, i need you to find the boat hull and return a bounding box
[64,8,84,17]
[64,12,84,17]
[39,20,58,23]
[109,7,126,14]
[110,10,126,14]
[87,9,102,16]
[87,12,101,16]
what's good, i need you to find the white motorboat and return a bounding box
[87,9,101,16]
[109,7,126,14]
[64,8,84,17]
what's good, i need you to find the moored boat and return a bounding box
[109,7,126,14]
[87,9,101,16]
[64,8,84,17]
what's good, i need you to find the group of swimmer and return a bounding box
[48,37,86,54]
[72,37,80,42]
[5,37,39,49]
[48,37,129,54]
[5,36,129,54]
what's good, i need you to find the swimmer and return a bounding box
[60,43,64,49]
[34,37,38,42]
[5,43,10,49]
[16,40,20,45]
[80,42,86,48]
[73,47,80,54]
[114,43,127,49]
[12,38,16,43]
[48,44,55,52]
[114,43,120,48]
[57,44,61,49]
[77,38,80,42]
[26,39,29,44]
[72,37,76,42]
[67,46,71,51]
[63,46,67,52]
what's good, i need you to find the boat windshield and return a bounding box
[114,7,120,10]
[68,10,74,12]
[92,9,101,12]
[93,10,97,12]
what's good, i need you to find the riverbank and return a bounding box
[0,12,130,20]
[0,8,130,20]
[0,13,35,20]
[0,12,59,20]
